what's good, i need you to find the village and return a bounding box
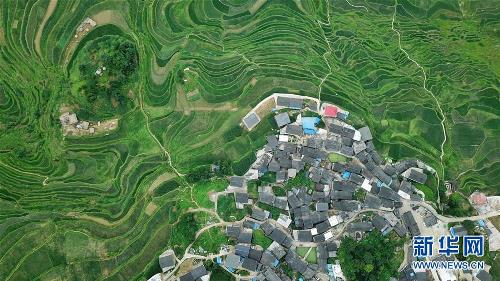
[144,93,498,281]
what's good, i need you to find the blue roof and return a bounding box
[342,171,351,180]
[216,257,222,264]
[478,220,486,227]
[302,117,320,135]
[450,227,456,237]
[272,259,279,267]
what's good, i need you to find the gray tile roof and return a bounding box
[230,176,246,188]
[274,112,291,127]
[243,112,260,130]
[285,124,303,136]
[276,96,303,109]
[358,126,373,141]
[159,250,175,272]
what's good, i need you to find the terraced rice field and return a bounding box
[0,0,498,280]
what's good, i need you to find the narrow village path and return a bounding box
[391,0,447,210]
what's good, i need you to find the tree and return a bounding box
[338,231,401,281]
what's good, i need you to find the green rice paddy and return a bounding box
[0,0,498,280]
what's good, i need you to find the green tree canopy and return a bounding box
[338,231,402,281]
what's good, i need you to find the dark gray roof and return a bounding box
[276,170,286,182]
[270,228,287,244]
[274,112,291,127]
[243,219,258,229]
[235,244,250,257]
[159,251,175,272]
[285,251,308,273]
[358,126,373,141]
[225,254,241,269]
[363,193,382,209]
[372,215,388,231]
[243,112,260,129]
[287,194,302,209]
[330,190,353,200]
[315,220,331,234]
[332,163,345,172]
[407,169,427,184]
[297,230,313,242]
[349,173,364,185]
[291,159,304,170]
[179,264,207,281]
[348,221,374,232]
[402,211,420,236]
[226,225,241,238]
[423,215,437,227]
[259,192,276,205]
[340,145,354,156]
[476,270,492,281]
[266,135,279,148]
[325,138,341,152]
[332,181,356,192]
[260,250,278,267]
[341,127,356,139]
[285,124,303,136]
[378,187,400,201]
[341,137,354,147]
[260,221,275,235]
[328,123,343,134]
[263,268,281,281]
[251,207,269,221]
[241,257,260,271]
[273,197,288,210]
[276,96,303,109]
[249,248,263,261]
[238,230,253,244]
[394,221,407,237]
[235,192,249,204]
[306,137,324,149]
[230,176,246,188]
[269,243,286,259]
[383,164,397,176]
[332,200,359,211]
[268,160,281,172]
[347,162,363,174]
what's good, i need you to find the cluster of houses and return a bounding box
[214,102,437,280]
[60,112,96,134]
[59,112,117,136]
[147,97,495,281]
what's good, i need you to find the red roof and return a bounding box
[324,105,338,117]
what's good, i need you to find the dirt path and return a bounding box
[391,0,447,210]
[34,0,57,57]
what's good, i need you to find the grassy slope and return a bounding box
[0,0,498,280]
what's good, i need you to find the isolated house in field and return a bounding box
[274,112,291,128]
[243,112,261,130]
[158,249,176,272]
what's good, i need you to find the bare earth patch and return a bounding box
[145,202,158,216]
[34,0,58,56]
